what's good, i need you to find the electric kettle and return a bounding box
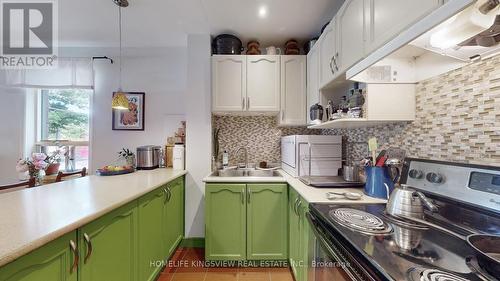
[309,103,323,124]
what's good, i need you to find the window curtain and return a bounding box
[0,57,94,89]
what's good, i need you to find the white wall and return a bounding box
[0,88,26,184]
[184,34,212,238]
[91,48,187,170]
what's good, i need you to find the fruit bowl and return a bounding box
[96,165,135,176]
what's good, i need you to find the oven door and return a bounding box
[306,213,381,281]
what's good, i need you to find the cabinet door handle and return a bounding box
[293,198,300,215]
[297,201,302,217]
[247,97,250,110]
[163,188,168,204]
[69,240,79,274]
[83,233,93,264]
[167,187,172,202]
[242,97,245,110]
[329,55,335,75]
[334,53,339,71]
[247,189,251,204]
[281,111,285,121]
[241,190,244,204]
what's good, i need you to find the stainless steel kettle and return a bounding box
[309,103,323,123]
[386,184,438,219]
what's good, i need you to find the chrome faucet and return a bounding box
[234,147,248,168]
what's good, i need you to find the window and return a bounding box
[38,89,91,171]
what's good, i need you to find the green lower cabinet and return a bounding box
[163,178,185,258]
[0,176,186,281]
[205,184,247,261]
[289,188,309,281]
[0,231,78,281]
[205,183,288,262]
[78,201,138,281]
[138,187,167,281]
[246,184,288,260]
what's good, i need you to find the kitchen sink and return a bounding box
[213,168,281,177]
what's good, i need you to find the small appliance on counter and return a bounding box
[282,135,353,188]
[173,144,185,170]
[136,145,161,170]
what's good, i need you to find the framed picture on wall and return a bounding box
[112,92,145,131]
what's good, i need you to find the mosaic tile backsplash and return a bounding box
[324,54,500,166]
[212,116,319,165]
[213,54,500,167]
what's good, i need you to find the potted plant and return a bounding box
[16,153,49,185]
[44,150,63,175]
[118,148,135,167]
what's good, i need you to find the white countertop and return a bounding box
[204,169,387,204]
[0,168,186,267]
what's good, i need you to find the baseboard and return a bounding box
[180,237,205,248]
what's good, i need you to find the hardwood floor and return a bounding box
[157,248,294,281]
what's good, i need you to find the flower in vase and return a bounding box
[32,153,47,162]
[33,160,48,171]
[16,160,29,173]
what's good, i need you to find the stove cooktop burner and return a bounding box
[329,208,393,235]
[407,268,470,281]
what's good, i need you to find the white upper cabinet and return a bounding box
[279,56,307,126]
[365,0,442,53]
[212,56,246,112]
[337,0,366,74]
[246,56,281,112]
[319,20,337,88]
[307,45,320,124]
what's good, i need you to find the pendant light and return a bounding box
[111,0,130,110]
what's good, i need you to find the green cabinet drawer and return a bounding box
[205,184,247,261]
[0,231,78,281]
[78,201,138,281]
[246,183,288,260]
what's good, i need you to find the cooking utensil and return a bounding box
[326,191,363,200]
[309,103,324,124]
[389,212,500,279]
[386,184,438,219]
[467,234,500,278]
[385,158,402,184]
[368,138,378,167]
[342,165,360,182]
[212,34,243,55]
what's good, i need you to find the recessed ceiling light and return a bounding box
[258,6,267,18]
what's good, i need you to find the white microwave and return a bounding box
[281,135,342,177]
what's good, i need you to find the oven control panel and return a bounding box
[405,159,500,212]
[469,172,500,195]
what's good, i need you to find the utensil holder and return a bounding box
[364,166,394,199]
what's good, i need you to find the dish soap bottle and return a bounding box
[222,150,229,169]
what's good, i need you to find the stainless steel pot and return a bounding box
[386,184,438,219]
[136,145,161,170]
[343,165,360,182]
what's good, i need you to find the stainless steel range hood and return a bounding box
[410,0,500,62]
[349,0,500,84]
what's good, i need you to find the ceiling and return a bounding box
[58,0,343,48]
